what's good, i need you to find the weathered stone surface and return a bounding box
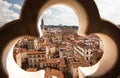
[0,0,120,78]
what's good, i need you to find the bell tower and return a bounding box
[41,19,45,33]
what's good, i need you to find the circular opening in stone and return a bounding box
[13,4,104,77]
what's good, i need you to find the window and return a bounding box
[38,59,40,62]
[91,52,93,54]
[86,57,88,60]
[87,52,89,54]
[38,55,40,58]
[29,55,32,58]
[38,64,40,68]
[42,55,45,58]
[34,64,37,68]
[30,65,33,68]
[29,60,32,63]
[34,59,36,63]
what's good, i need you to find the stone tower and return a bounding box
[41,19,44,33]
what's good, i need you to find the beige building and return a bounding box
[14,52,22,67]
[14,48,27,68]
[27,38,38,50]
[46,58,67,71]
[27,51,46,69]
[68,57,89,78]
[73,43,95,61]
[59,46,74,58]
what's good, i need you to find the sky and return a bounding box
[0,0,120,27]
[40,5,79,26]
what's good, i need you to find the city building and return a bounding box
[14,48,28,69]
[68,57,89,78]
[27,37,38,50]
[27,50,46,69]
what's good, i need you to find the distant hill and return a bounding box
[44,25,78,30]
[117,25,120,28]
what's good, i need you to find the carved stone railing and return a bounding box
[0,0,120,78]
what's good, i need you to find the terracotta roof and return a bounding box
[26,68,37,72]
[45,68,64,78]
